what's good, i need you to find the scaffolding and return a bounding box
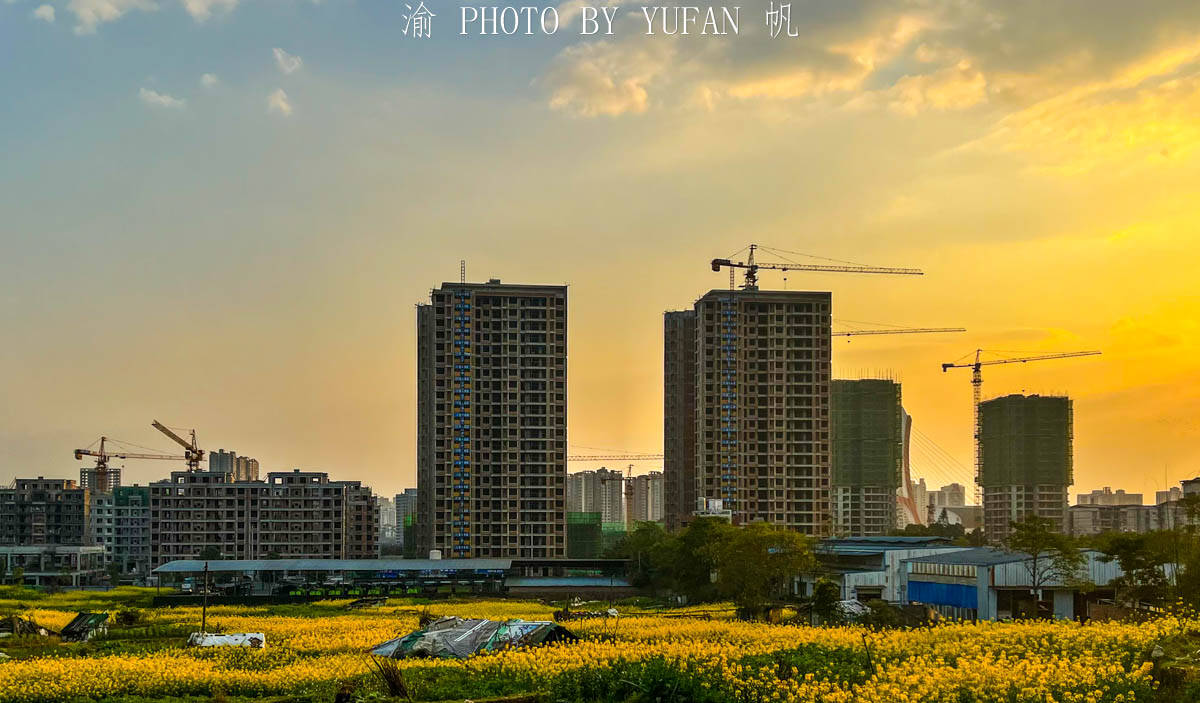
[831,380,903,488]
[567,512,602,558]
[978,394,1073,487]
[450,288,474,556]
[831,379,903,536]
[718,292,739,516]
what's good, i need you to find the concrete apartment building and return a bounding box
[376,496,397,543]
[930,483,967,510]
[112,485,152,575]
[663,310,698,531]
[567,468,626,525]
[416,279,568,559]
[831,379,903,537]
[630,471,665,523]
[209,449,260,482]
[0,478,91,546]
[80,466,121,492]
[979,394,1073,541]
[395,488,418,554]
[681,288,833,533]
[1069,503,1160,536]
[89,490,115,563]
[1077,487,1143,506]
[149,469,378,566]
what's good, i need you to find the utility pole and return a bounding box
[200,561,209,634]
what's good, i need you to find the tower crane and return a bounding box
[833,327,965,338]
[151,420,205,471]
[567,453,663,462]
[711,244,923,290]
[74,436,194,490]
[941,349,1101,501]
[74,436,193,468]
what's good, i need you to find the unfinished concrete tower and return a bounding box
[416,279,568,559]
[831,379,904,536]
[979,394,1073,541]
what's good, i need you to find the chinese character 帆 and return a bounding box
[765,2,798,39]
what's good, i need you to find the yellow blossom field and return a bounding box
[0,590,1190,702]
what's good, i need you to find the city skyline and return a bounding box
[5,2,1200,498]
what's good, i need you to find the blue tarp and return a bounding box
[908,580,978,609]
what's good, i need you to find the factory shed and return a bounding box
[800,536,969,602]
[902,547,1122,621]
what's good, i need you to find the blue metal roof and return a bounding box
[152,558,512,573]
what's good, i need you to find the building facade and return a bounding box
[376,496,397,543]
[690,289,832,533]
[80,466,121,492]
[1069,503,1160,536]
[630,471,665,524]
[0,478,91,546]
[831,379,903,537]
[1077,487,1143,506]
[149,469,378,566]
[567,469,626,525]
[209,449,260,482]
[395,488,418,555]
[416,279,568,559]
[979,394,1073,541]
[112,485,152,575]
[663,309,698,531]
[0,545,106,586]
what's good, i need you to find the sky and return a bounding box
[2,0,1200,501]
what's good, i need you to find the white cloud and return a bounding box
[32,3,55,21]
[180,0,237,21]
[138,87,185,109]
[67,0,157,35]
[543,41,673,117]
[267,88,292,116]
[885,60,989,116]
[273,48,302,75]
[200,73,220,88]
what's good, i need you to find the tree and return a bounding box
[809,579,842,625]
[198,546,222,561]
[713,522,815,619]
[1004,515,1086,614]
[1098,531,1170,609]
[607,521,673,592]
[670,517,734,602]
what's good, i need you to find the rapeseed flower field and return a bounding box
[0,589,1188,702]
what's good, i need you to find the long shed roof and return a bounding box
[152,558,512,573]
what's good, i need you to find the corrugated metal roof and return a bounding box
[818,536,952,554]
[902,548,1027,566]
[903,547,1105,567]
[506,577,633,587]
[152,558,512,573]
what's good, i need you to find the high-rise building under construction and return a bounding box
[663,310,697,531]
[831,379,904,536]
[416,279,567,559]
[665,289,832,533]
[979,394,1073,541]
